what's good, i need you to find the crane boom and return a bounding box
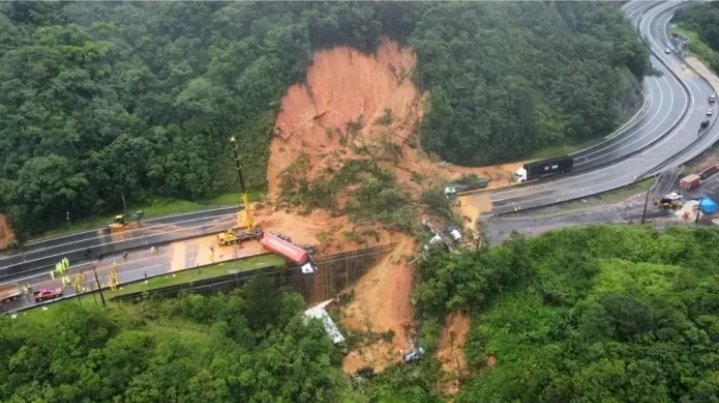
[230,136,254,231]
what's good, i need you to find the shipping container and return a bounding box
[260,234,308,265]
[523,156,573,181]
[680,174,701,191]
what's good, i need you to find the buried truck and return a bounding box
[443,174,490,197]
[514,156,573,183]
[259,233,318,274]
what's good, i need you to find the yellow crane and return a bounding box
[217,137,263,246]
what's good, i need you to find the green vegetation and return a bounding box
[280,158,419,233]
[0,2,646,238]
[527,140,599,161]
[414,226,719,401]
[674,3,719,71]
[415,3,648,166]
[114,254,286,296]
[4,277,444,402]
[1,279,349,402]
[672,25,719,72]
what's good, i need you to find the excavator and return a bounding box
[654,192,684,210]
[218,136,264,246]
[106,210,144,233]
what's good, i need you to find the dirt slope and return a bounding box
[264,39,518,374]
[267,39,518,201]
[340,233,416,373]
[436,311,471,395]
[0,214,16,250]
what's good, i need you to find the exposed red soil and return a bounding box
[436,311,471,395]
[266,39,518,202]
[0,214,16,251]
[340,233,416,373]
[264,39,516,374]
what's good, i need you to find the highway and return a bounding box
[0,0,715,284]
[465,0,719,216]
[0,207,240,281]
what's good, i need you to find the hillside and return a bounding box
[4,225,719,401]
[413,226,719,401]
[0,2,646,237]
[674,2,719,72]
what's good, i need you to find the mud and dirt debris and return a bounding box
[340,233,416,373]
[0,214,16,251]
[436,311,471,395]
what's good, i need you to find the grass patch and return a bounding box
[19,254,286,321]
[527,139,600,161]
[115,254,286,295]
[673,24,719,70]
[37,190,265,239]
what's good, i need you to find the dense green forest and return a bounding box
[0,2,646,237]
[414,226,719,401]
[5,225,718,401]
[674,2,719,72]
[0,278,441,402]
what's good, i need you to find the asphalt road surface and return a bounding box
[0,207,240,282]
[1,1,713,284]
[1,233,268,313]
[482,167,685,243]
[466,0,719,217]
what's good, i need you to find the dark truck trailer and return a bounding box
[515,156,573,182]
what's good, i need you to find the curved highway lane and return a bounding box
[469,0,718,216]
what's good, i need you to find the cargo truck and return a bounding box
[259,234,317,274]
[514,156,573,183]
[0,283,22,303]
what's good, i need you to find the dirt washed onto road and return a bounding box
[264,39,519,374]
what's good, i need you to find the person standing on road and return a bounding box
[150,246,156,256]
[123,251,128,261]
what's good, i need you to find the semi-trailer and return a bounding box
[259,234,317,274]
[514,156,573,183]
[0,283,22,302]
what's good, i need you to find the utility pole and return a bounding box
[92,267,106,307]
[641,185,651,224]
[121,192,127,214]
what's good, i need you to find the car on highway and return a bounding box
[708,108,714,116]
[710,94,717,103]
[33,287,63,303]
[664,47,671,54]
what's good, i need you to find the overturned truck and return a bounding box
[260,234,318,274]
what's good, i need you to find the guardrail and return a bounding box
[8,244,397,313]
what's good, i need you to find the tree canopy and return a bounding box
[0,2,646,236]
[674,2,719,72]
[414,226,719,401]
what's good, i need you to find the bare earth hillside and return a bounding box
[264,39,519,373]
